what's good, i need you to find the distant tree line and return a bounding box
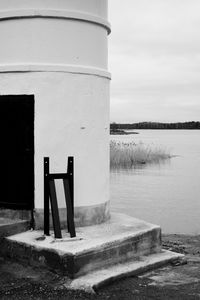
[110,121,200,130]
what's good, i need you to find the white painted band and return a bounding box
[0,63,111,79]
[0,8,111,34]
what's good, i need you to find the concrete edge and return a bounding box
[0,220,30,238]
[5,224,161,257]
[72,226,161,256]
[93,250,184,290]
[66,250,185,293]
[0,63,111,79]
[0,9,111,34]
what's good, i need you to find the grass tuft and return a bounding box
[110,140,171,169]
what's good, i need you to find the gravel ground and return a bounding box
[0,234,200,300]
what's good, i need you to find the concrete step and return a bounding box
[65,250,184,293]
[0,218,30,239]
[0,214,162,278]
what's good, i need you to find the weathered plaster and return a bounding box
[0,209,31,221]
[34,200,110,229]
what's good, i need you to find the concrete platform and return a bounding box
[0,213,184,292]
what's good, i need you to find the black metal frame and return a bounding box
[44,157,76,238]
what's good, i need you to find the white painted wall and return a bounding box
[0,0,108,19]
[0,19,108,69]
[0,0,110,224]
[0,72,110,209]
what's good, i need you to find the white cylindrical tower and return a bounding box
[0,0,111,227]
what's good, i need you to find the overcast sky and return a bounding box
[108,0,200,123]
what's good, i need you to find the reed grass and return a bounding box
[110,140,171,169]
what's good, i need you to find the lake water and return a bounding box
[110,130,200,234]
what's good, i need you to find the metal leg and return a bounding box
[63,178,76,238]
[49,179,62,239]
[67,157,74,215]
[44,157,50,236]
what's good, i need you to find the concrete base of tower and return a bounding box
[0,213,184,293]
[34,200,110,228]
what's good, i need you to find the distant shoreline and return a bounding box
[112,128,200,130]
[110,121,200,130]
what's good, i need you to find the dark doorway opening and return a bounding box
[0,95,34,210]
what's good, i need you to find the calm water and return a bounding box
[110,130,200,234]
